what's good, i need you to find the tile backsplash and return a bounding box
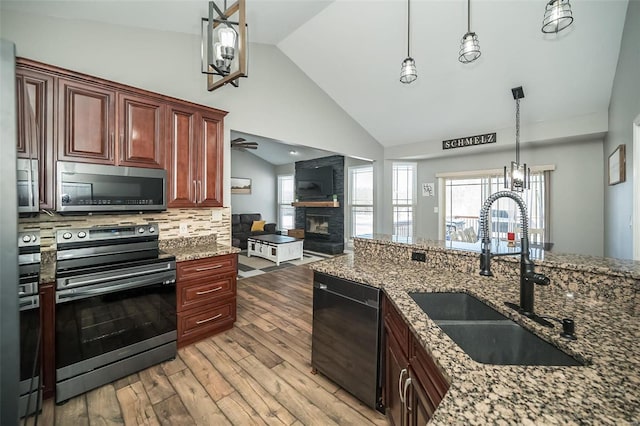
[19,207,231,250]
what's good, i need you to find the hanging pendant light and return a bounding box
[400,0,417,84]
[504,86,530,192]
[459,0,480,64]
[541,0,574,34]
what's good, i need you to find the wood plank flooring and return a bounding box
[25,265,389,426]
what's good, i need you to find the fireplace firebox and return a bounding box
[306,214,330,237]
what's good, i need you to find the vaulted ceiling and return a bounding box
[2,0,629,151]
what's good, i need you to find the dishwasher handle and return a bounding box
[314,282,378,308]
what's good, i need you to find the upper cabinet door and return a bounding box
[15,67,55,209]
[118,93,164,168]
[58,78,116,164]
[166,104,198,208]
[197,110,224,207]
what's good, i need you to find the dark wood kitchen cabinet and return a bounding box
[57,78,116,164]
[15,58,227,209]
[383,294,449,424]
[117,92,165,168]
[176,254,237,348]
[166,103,225,208]
[15,67,55,209]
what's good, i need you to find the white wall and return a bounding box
[230,151,276,223]
[604,1,640,260]
[408,138,604,256]
[0,9,384,207]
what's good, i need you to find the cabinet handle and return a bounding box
[195,264,223,272]
[193,180,197,202]
[398,368,407,404]
[195,313,223,325]
[403,377,412,412]
[196,286,223,295]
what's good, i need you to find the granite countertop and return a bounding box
[357,234,640,280]
[39,236,239,283]
[311,254,640,424]
[161,242,240,262]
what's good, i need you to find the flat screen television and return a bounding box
[296,166,334,199]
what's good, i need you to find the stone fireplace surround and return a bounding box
[294,155,344,254]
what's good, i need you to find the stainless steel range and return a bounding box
[18,231,41,417]
[54,223,177,403]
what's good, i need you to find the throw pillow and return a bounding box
[251,220,266,232]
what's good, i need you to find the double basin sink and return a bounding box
[409,292,583,366]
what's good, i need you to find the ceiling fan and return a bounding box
[231,137,258,150]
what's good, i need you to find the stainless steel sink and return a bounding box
[409,292,584,366]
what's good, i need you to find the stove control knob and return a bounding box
[138,227,145,234]
[62,232,72,240]
[78,231,87,238]
[148,226,156,234]
[22,235,31,243]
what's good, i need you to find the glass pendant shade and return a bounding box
[459,32,481,63]
[504,161,528,192]
[400,57,417,84]
[542,0,574,33]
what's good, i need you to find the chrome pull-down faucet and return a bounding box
[479,191,551,325]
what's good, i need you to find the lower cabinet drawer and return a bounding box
[177,298,236,348]
[177,272,236,312]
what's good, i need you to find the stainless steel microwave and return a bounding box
[17,158,39,215]
[56,161,167,214]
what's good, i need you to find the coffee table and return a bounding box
[247,234,304,266]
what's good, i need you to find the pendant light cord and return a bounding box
[407,0,411,57]
[515,98,521,165]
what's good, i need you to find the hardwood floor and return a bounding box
[26,266,389,426]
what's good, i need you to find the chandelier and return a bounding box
[201,0,247,91]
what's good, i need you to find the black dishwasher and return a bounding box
[311,272,383,411]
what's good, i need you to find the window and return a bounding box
[277,175,295,231]
[440,168,551,245]
[348,165,373,238]
[392,163,416,237]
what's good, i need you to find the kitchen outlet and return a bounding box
[179,223,189,235]
[211,210,222,222]
[412,251,427,262]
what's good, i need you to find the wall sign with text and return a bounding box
[442,132,497,150]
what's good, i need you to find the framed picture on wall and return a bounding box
[231,177,252,194]
[608,144,626,186]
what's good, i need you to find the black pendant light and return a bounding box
[542,0,574,34]
[459,0,481,64]
[504,86,530,192]
[400,0,417,84]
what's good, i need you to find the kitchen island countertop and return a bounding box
[311,252,639,424]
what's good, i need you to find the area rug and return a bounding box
[237,249,334,279]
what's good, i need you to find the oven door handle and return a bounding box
[57,262,175,289]
[55,272,176,304]
[20,295,40,311]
